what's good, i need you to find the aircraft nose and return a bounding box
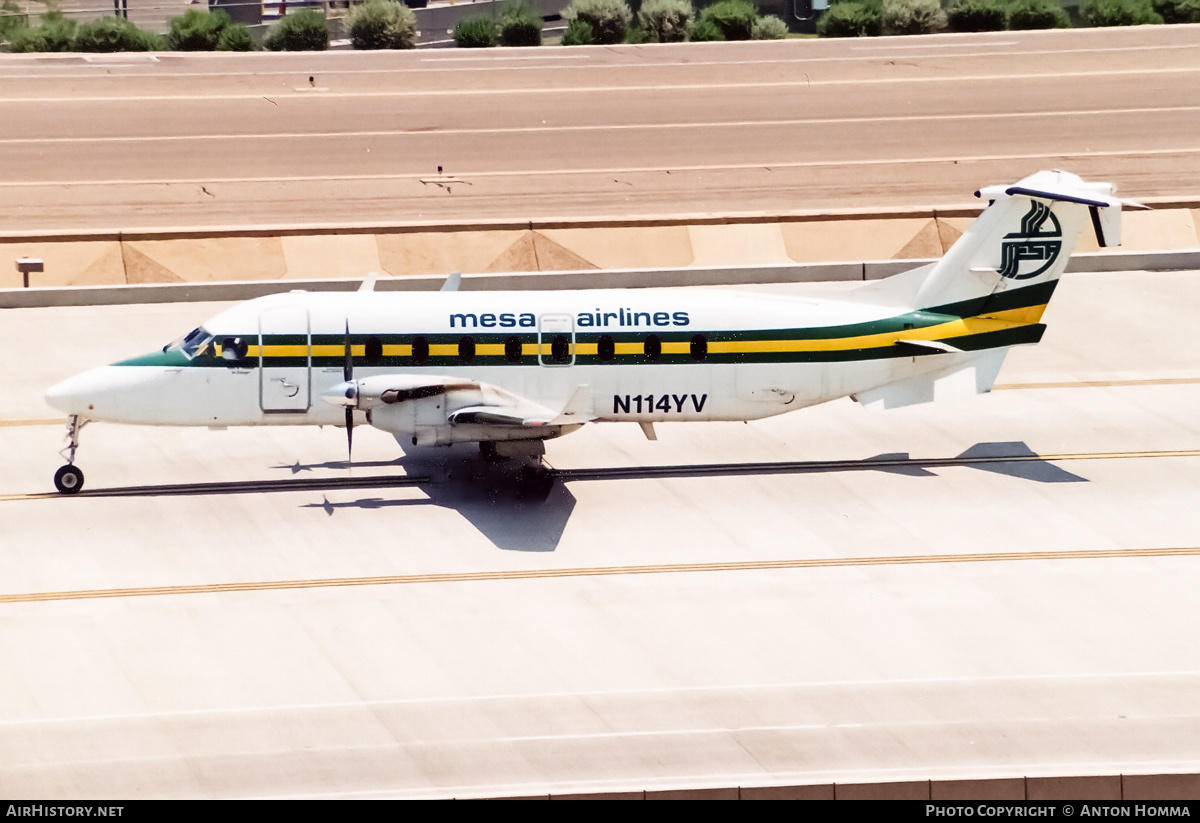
[45,370,96,415]
[45,366,156,419]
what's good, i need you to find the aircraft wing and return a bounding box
[323,374,596,432]
[448,385,596,428]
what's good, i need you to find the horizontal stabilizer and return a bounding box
[1003,186,1111,208]
[893,339,963,354]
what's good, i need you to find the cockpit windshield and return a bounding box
[164,327,214,360]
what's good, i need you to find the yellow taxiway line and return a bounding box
[994,377,1200,390]
[1,545,1197,605]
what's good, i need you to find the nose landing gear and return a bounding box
[54,464,84,494]
[54,415,87,494]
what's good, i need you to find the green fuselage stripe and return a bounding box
[116,282,1052,370]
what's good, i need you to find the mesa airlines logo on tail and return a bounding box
[999,201,1063,280]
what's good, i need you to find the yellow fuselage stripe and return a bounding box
[247,305,1045,361]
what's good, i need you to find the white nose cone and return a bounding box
[45,366,160,421]
[45,369,101,415]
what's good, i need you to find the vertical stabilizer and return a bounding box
[910,170,1124,314]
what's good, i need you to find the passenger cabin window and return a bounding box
[458,336,476,363]
[643,334,662,362]
[504,335,522,363]
[551,334,571,364]
[690,334,708,362]
[411,336,430,365]
[365,336,383,365]
[220,336,248,362]
[597,335,615,362]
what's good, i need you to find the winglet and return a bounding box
[358,272,378,293]
[441,272,461,293]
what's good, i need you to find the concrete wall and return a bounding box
[2,208,1197,305]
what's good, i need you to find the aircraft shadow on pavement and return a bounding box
[291,439,1079,552]
[299,444,576,553]
[550,441,1087,484]
[954,441,1087,484]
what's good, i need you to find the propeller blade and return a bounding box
[344,321,353,470]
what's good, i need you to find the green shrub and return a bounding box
[698,0,758,39]
[639,0,693,40]
[1152,0,1200,21]
[881,0,946,33]
[751,13,788,37]
[946,0,1007,30]
[563,0,633,44]
[7,12,75,51]
[1081,0,1162,23]
[73,16,162,51]
[347,0,414,49]
[499,0,542,45]
[688,15,723,37]
[0,0,27,39]
[216,22,255,50]
[455,15,497,46]
[1007,0,1070,27]
[816,0,882,35]
[561,16,596,42]
[168,8,232,51]
[265,8,328,50]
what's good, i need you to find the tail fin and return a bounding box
[910,170,1126,315]
[851,171,1131,412]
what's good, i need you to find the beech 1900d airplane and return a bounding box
[44,171,1134,494]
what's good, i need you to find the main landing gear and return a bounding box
[54,415,86,494]
[477,440,555,500]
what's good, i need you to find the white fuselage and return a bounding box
[46,285,971,434]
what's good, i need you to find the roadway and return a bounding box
[2,26,1200,232]
[2,269,1200,797]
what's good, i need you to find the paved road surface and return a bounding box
[2,26,1199,232]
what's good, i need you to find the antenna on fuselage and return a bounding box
[440,272,461,292]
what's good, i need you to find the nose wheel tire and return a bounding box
[54,465,84,494]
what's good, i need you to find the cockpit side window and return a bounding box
[166,327,215,360]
